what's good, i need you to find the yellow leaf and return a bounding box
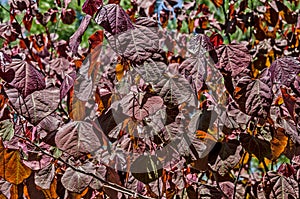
[235,152,250,169]
[115,63,125,81]
[0,142,32,185]
[69,187,89,199]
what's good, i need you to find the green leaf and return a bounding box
[0,120,14,141]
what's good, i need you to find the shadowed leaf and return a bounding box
[55,121,102,157]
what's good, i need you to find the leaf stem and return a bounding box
[233,151,246,198]
[221,3,231,43]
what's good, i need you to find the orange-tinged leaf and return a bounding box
[10,184,18,199]
[274,96,284,106]
[68,188,89,199]
[89,30,104,51]
[258,157,271,169]
[115,63,125,81]
[188,18,195,33]
[50,178,59,198]
[95,91,105,115]
[23,184,30,199]
[69,98,86,121]
[281,87,296,121]
[196,130,217,142]
[235,152,250,168]
[0,194,6,199]
[0,143,32,185]
[271,128,288,160]
[211,0,223,8]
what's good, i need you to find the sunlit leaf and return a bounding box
[61,161,95,193]
[216,43,251,77]
[271,128,288,160]
[34,163,55,189]
[262,171,298,198]
[270,57,300,87]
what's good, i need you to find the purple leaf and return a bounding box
[89,164,106,190]
[61,161,95,193]
[115,92,164,121]
[234,69,273,118]
[188,34,214,55]
[8,58,45,98]
[49,57,70,76]
[82,0,103,16]
[216,43,251,77]
[69,15,92,54]
[34,163,55,189]
[270,56,300,87]
[239,133,272,161]
[135,17,158,28]
[210,140,242,176]
[178,57,206,92]
[5,87,60,125]
[95,4,134,35]
[60,71,76,100]
[55,121,102,157]
[262,171,298,198]
[106,25,159,64]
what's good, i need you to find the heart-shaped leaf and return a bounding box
[55,121,102,157]
[234,69,273,118]
[270,56,300,87]
[6,87,60,125]
[61,161,95,193]
[0,142,32,185]
[8,58,45,98]
[216,43,251,77]
[95,4,134,35]
[262,171,299,198]
[239,133,272,161]
[34,163,55,189]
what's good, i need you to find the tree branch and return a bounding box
[15,134,154,199]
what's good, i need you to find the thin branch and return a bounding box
[208,166,228,199]
[15,134,154,199]
[233,151,246,199]
[262,159,277,197]
[221,3,231,43]
[0,4,38,63]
